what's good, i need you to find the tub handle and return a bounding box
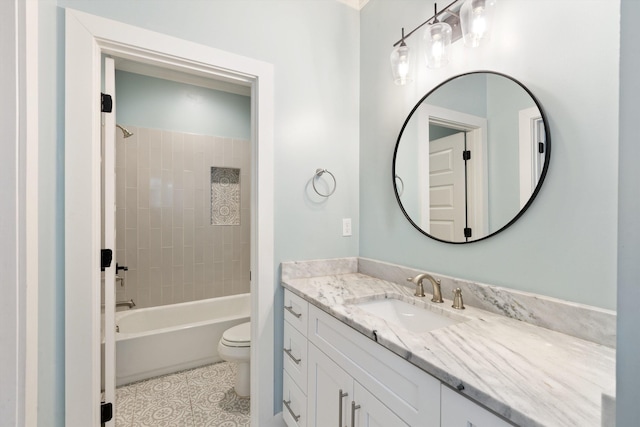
[284,305,302,318]
[283,399,301,422]
[284,348,301,364]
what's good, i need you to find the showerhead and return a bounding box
[116,124,134,139]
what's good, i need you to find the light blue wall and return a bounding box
[38,0,65,425]
[617,0,640,422]
[360,0,619,310]
[427,73,487,117]
[486,74,536,231]
[41,0,360,424]
[115,70,251,139]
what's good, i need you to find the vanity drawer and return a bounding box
[283,320,308,391]
[284,289,308,335]
[441,384,513,427]
[283,370,307,427]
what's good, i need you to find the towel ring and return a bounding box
[395,174,404,197]
[312,168,336,197]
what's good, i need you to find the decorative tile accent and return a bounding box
[211,167,240,226]
[115,362,249,427]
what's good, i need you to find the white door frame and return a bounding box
[418,104,488,238]
[518,106,544,209]
[64,9,275,426]
[2,0,39,425]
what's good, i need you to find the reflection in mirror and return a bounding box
[393,72,550,243]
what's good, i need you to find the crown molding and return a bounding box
[337,0,370,11]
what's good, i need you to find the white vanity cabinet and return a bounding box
[282,289,513,427]
[282,290,309,427]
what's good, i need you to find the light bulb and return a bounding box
[424,22,452,69]
[390,41,412,85]
[461,0,496,48]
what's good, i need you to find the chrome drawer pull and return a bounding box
[284,348,301,364]
[338,389,348,427]
[283,399,300,422]
[351,401,361,427]
[285,305,302,318]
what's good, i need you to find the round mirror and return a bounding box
[393,71,551,243]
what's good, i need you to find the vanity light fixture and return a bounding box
[423,5,452,69]
[390,28,413,85]
[460,0,497,48]
[390,0,497,82]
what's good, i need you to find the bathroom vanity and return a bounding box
[280,258,615,427]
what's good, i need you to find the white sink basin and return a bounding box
[354,298,462,334]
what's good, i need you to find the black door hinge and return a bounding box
[462,150,471,161]
[101,402,113,423]
[101,249,113,272]
[538,142,545,154]
[101,93,113,113]
[464,228,472,238]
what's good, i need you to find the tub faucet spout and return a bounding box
[407,273,443,303]
[115,299,136,309]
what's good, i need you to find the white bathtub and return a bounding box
[114,293,250,386]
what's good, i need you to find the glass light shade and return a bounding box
[390,42,412,86]
[460,0,497,48]
[423,22,452,69]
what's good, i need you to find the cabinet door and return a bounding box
[441,385,513,427]
[352,382,409,427]
[307,344,354,427]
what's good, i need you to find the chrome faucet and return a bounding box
[116,299,136,309]
[407,273,443,303]
[102,299,136,309]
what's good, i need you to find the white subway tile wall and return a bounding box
[115,125,251,308]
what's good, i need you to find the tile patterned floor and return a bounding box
[115,362,250,427]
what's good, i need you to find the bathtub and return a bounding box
[114,293,250,386]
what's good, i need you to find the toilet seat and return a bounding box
[221,321,250,348]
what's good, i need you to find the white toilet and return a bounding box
[218,321,251,397]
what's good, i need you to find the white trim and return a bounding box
[24,0,39,424]
[103,56,117,427]
[518,107,542,209]
[64,9,275,426]
[336,0,370,10]
[3,0,39,425]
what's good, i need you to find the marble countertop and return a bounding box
[282,272,616,427]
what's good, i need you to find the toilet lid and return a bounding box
[221,321,251,347]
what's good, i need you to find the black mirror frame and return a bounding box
[392,71,551,244]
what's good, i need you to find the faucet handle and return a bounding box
[452,288,465,310]
[407,276,426,297]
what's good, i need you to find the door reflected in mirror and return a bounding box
[393,72,550,243]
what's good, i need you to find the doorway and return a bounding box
[417,105,489,242]
[65,9,276,426]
